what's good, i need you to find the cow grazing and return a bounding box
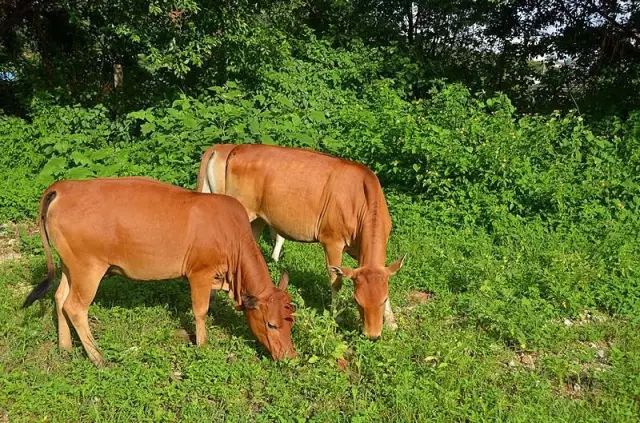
[22,177,296,364]
[197,144,404,339]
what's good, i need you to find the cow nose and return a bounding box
[368,335,381,342]
[273,347,297,360]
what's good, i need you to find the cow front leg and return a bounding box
[384,299,398,331]
[322,242,344,317]
[188,272,213,346]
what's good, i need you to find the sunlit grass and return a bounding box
[1,207,639,421]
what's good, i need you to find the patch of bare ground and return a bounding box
[561,379,585,399]
[517,351,538,370]
[406,290,434,309]
[0,221,39,263]
[505,351,538,370]
[0,223,21,263]
[559,371,602,400]
[561,309,608,327]
[549,344,611,400]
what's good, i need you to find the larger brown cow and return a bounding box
[197,144,404,339]
[22,177,295,364]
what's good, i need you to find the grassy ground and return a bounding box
[1,201,639,422]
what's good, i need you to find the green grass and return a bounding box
[1,199,639,422]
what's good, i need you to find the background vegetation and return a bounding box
[1,0,639,421]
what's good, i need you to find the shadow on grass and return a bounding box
[92,275,264,352]
[283,266,363,334]
[285,268,331,314]
[21,252,361,354]
[21,260,269,357]
[263,242,365,336]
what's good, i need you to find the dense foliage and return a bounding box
[1,66,639,320]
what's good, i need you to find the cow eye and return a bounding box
[285,303,297,312]
[267,322,278,330]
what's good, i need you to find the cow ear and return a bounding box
[242,294,259,309]
[278,272,289,290]
[329,266,355,280]
[386,254,406,276]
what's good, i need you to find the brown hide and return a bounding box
[198,144,404,338]
[24,177,295,364]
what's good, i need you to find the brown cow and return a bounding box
[22,177,296,364]
[197,144,404,339]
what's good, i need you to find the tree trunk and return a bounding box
[113,63,123,90]
[407,1,414,44]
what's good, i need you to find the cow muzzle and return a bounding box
[272,346,297,360]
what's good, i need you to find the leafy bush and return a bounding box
[1,58,639,330]
[0,105,140,219]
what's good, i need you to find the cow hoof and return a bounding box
[58,344,73,353]
[91,356,105,367]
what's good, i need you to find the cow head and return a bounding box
[330,255,405,339]
[242,273,296,360]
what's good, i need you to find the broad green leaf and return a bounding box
[66,166,93,179]
[71,151,93,166]
[40,157,68,177]
[298,133,315,147]
[260,133,275,145]
[249,119,261,134]
[141,121,157,135]
[309,110,326,122]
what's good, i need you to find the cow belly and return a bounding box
[263,217,317,242]
[108,253,185,281]
[109,265,183,281]
[258,201,321,242]
[272,227,315,242]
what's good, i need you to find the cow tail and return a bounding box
[222,144,240,196]
[196,146,216,192]
[22,190,57,308]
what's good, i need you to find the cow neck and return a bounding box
[229,236,272,306]
[356,203,388,267]
[357,220,387,266]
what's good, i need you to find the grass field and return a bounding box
[1,196,639,422]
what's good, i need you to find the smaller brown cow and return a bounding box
[197,144,404,339]
[23,177,295,364]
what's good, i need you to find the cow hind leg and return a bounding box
[270,230,285,262]
[188,273,212,346]
[63,264,107,366]
[250,219,266,242]
[54,269,72,352]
